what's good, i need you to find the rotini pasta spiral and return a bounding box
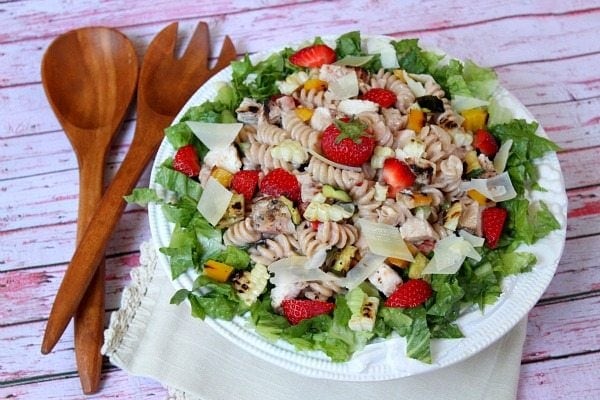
[349,181,382,221]
[316,221,359,249]
[296,220,329,257]
[293,88,337,109]
[281,111,322,151]
[303,280,343,302]
[357,111,394,147]
[243,142,293,171]
[256,115,291,145]
[223,217,261,246]
[306,157,365,191]
[249,234,299,265]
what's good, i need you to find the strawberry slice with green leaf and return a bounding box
[384,279,432,308]
[289,44,337,68]
[481,206,508,249]
[361,88,397,108]
[320,118,376,167]
[281,299,335,325]
[473,129,499,157]
[382,158,416,197]
[173,144,201,177]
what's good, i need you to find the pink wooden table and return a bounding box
[1,1,599,398]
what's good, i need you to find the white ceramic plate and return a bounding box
[148,36,568,381]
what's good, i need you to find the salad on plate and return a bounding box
[128,31,561,365]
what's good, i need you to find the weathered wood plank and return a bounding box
[2,3,599,88]
[0,209,151,271]
[522,296,600,363]
[518,352,600,400]
[0,253,140,326]
[542,235,600,300]
[0,367,166,399]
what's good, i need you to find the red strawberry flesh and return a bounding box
[281,299,335,325]
[259,168,301,203]
[231,170,260,203]
[382,158,416,197]
[384,279,432,308]
[481,206,508,249]
[173,144,201,177]
[361,88,397,108]
[473,129,499,157]
[289,44,337,68]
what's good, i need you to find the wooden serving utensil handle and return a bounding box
[41,114,168,354]
[72,146,107,394]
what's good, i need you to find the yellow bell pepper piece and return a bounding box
[203,260,234,282]
[467,189,488,205]
[406,108,426,132]
[386,257,410,269]
[412,193,433,208]
[295,107,314,122]
[303,78,328,91]
[461,108,488,132]
[211,167,234,188]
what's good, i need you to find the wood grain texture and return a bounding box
[1,0,599,398]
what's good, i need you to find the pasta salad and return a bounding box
[128,31,561,363]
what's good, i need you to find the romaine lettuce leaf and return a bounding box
[124,188,161,207]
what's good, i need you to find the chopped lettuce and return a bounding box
[124,188,161,207]
[335,31,382,72]
[155,165,203,201]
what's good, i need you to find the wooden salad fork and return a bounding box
[41,27,138,393]
[41,22,237,354]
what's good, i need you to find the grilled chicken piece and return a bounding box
[250,197,295,235]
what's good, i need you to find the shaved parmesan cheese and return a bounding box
[186,121,243,150]
[307,148,363,172]
[268,255,340,285]
[450,95,489,113]
[333,55,374,67]
[197,177,233,226]
[363,37,399,69]
[461,172,517,202]
[458,230,485,247]
[493,139,513,173]
[327,70,359,100]
[402,70,426,97]
[422,235,481,275]
[338,99,379,115]
[357,219,414,261]
[340,252,387,290]
[277,70,310,95]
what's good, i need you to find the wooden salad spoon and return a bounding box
[41,27,138,393]
[41,22,237,355]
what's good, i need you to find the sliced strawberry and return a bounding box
[173,144,201,177]
[481,206,508,249]
[259,168,301,203]
[281,299,335,325]
[384,279,432,308]
[382,158,416,197]
[231,170,260,203]
[289,44,337,68]
[361,88,397,108]
[320,118,376,167]
[473,129,499,157]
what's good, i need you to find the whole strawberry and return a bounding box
[320,118,375,167]
[481,206,508,249]
[259,168,301,203]
[173,144,201,177]
[231,170,260,203]
[384,279,432,308]
[289,44,337,68]
[361,88,397,108]
[281,299,335,325]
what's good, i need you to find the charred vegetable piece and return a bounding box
[408,252,429,279]
[416,95,444,113]
[464,150,483,178]
[217,193,245,228]
[279,196,302,224]
[444,201,462,231]
[322,184,352,202]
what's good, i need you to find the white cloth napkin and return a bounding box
[103,243,526,400]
